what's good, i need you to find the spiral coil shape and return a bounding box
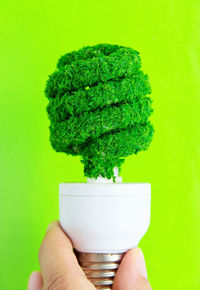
[45,44,154,179]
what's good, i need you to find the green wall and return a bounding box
[1,0,200,289]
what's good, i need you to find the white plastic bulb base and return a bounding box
[59,178,151,289]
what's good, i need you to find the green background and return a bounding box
[1,0,200,289]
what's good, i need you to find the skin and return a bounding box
[28,221,152,290]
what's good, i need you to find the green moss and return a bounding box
[45,44,154,179]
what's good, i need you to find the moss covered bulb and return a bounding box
[45,44,154,179]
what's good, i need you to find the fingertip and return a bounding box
[28,271,43,290]
[40,220,72,258]
[113,248,151,290]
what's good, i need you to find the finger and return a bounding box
[28,271,43,290]
[39,220,95,290]
[113,248,152,290]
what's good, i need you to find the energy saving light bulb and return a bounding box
[59,172,151,289]
[45,44,154,289]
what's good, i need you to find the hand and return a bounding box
[28,221,152,290]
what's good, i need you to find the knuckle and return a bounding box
[44,272,68,290]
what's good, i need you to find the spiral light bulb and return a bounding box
[45,44,153,289]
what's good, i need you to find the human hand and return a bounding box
[28,221,152,289]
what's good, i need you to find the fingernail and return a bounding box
[136,249,148,279]
[46,221,57,233]
[46,222,52,233]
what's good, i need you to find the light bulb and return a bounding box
[45,44,154,289]
[59,168,151,289]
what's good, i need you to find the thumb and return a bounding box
[39,221,95,290]
[112,248,152,290]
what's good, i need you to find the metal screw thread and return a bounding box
[77,252,124,289]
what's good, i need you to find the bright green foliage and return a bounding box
[45,44,154,179]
